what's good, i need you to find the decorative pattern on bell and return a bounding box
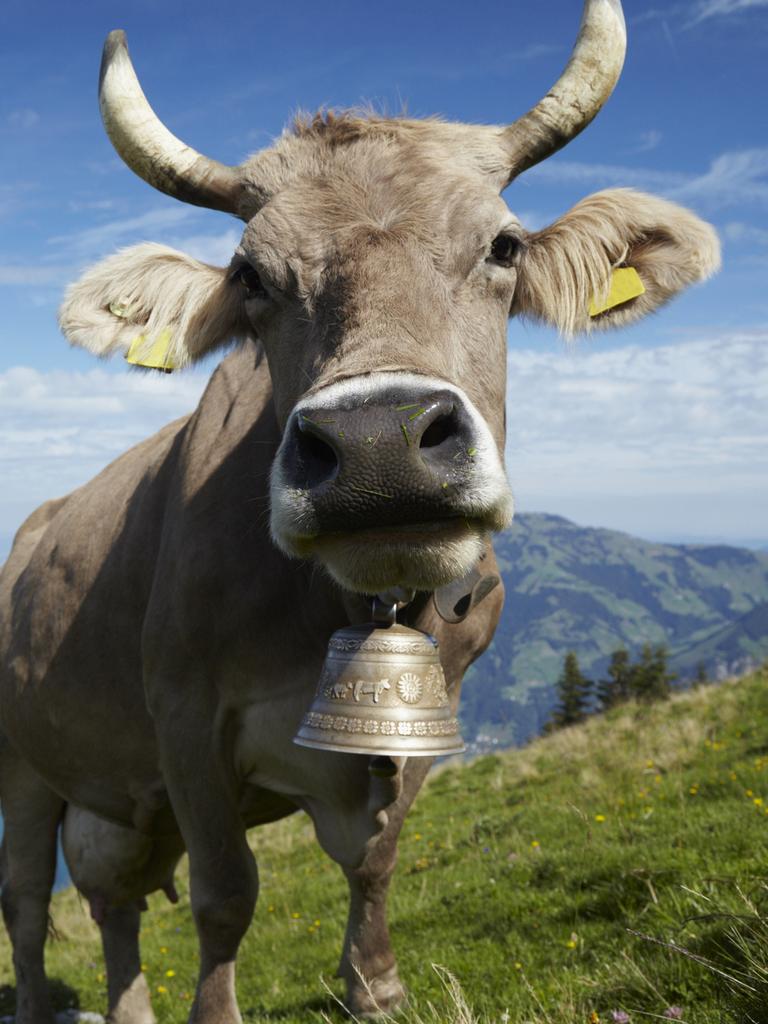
[293,621,465,756]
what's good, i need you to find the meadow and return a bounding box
[3,665,768,1023]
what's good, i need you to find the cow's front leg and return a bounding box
[309,756,432,1019]
[339,848,405,1019]
[158,720,257,1024]
[185,831,257,1024]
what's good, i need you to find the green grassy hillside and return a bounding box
[461,514,768,747]
[3,667,768,1023]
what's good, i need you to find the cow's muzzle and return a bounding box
[269,373,513,591]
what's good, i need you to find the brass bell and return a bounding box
[294,603,464,757]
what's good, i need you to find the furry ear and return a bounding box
[58,243,249,368]
[512,189,720,336]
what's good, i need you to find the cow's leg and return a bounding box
[179,817,257,1024]
[62,805,185,1024]
[338,839,405,1019]
[0,745,63,1024]
[99,904,152,1024]
[308,757,432,1019]
[156,725,257,1024]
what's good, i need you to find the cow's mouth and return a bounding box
[306,516,489,592]
[326,516,473,545]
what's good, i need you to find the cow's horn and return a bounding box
[501,0,627,182]
[99,30,243,216]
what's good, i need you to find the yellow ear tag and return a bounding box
[589,266,645,317]
[125,329,175,372]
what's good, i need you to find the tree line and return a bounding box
[545,644,707,732]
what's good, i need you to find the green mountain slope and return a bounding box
[461,513,768,747]
[6,666,768,1023]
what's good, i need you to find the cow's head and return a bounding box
[59,0,719,595]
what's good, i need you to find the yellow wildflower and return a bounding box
[594,814,606,823]
[157,985,167,994]
[165,969,175,978]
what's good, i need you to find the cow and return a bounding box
[0,2,719,1022]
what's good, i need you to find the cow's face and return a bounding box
[58,5,720,595]
[232,132,517,590]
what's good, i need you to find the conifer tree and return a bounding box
[630,643,675,702]
[550,651,593,729]
[694,661,709,687]
[597,648,632,710]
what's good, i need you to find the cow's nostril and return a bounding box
[295,427,339,489]
[419,412,456,450]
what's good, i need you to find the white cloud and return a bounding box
[633,130,663,154]
[6,109,39,130]
[671,149,768,208]
[633,0,768,27]
[527,161,685,191]
[0,265,70,287]
[67,199,117,213]
[688,0,768,24]
[0,181,36,220]
[165,228,241,266]
[503,43,564,62]
[0,365,208,551]
[724,222,768,245]
[527,148,768,211]
[505,331,768,538]
[47,207,197,259]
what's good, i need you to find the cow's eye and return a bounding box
[236,264,266,296]
[489,234,521,267]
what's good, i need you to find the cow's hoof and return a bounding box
[345,965,407,1019]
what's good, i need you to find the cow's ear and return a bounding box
[58,243,249,369]
[512,189,720,336]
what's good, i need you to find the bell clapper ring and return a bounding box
[373,587,416,625]
[372,596,397,625]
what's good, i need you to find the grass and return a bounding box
[3,665,768,1022]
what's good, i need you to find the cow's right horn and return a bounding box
[99,31,243,216]
[501,0,627,183]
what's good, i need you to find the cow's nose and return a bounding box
[280,387,480,531]
[291,392,461,486]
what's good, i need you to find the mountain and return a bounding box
[460,513,768,749]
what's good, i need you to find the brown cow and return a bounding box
[0,2,719,1022]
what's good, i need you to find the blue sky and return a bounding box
[1,0,767,556]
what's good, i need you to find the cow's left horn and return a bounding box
[501,0,626,182]
[99,31,243,215]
